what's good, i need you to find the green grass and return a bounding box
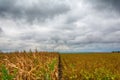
[0,65,17,80]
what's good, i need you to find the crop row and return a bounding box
[61,53,120,80]
[0,52,59,80]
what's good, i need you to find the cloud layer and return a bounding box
[0,0,120,52]
[0,0,70,22]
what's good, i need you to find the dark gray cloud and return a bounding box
[100,0,120,11]
[0,27,3,35]
[0,0,70,23]
[87,0,120,13]
[0,27,2,32]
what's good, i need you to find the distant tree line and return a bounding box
[112,51,120,53]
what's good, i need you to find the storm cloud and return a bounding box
[0,0,120,52]
[0,27,3,36]
[90,0,120,12]
[0,0,70,22]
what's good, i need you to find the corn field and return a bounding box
[0,52,120,80]
[0,51,59,80]
[61,53,120,80]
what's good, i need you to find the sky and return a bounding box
[0,0,120,52]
